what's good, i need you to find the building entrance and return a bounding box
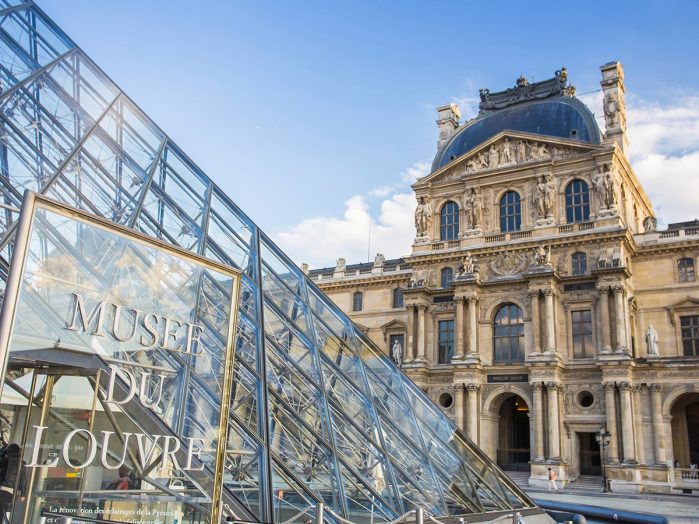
[496,395,530,472]
[579,432,601,475]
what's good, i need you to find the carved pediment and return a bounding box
[418,131,600,186]
[666,296,699,322]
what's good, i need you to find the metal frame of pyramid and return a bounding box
[0,2,542,522]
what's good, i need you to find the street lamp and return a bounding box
[595,427,612,493]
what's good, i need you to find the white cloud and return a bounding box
[273,162,426,268]
[625,96,699,225]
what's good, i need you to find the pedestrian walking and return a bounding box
[547,467,559,492]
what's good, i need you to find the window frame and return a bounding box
[392,287,404,308]
[571,308,594,359]
[565,179,591,224]
[680,315,699,356]
[438,318,455,364]
[352,291,363,312]
[492,303,525,363]
[571,252,587,276]
[440,201,460,241]
[678,257,696,283]
[440,267,454,288]
[499,191,521,232]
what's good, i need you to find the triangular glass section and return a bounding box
[0,2,544,522]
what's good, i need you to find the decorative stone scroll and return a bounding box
[489,251,528,276]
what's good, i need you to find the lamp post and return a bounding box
[595,427,612,493]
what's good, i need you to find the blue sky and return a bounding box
[39,1,699,267]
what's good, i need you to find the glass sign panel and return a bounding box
[0,193,241,524]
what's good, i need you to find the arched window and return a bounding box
[571,252,587,275]
[392,288,404,308]
[499,191,521,232]
[678,258,696,283]
[565,179,590,223]
[493,303,524,363]
[352,291,363,312]
[440,201,459,240]
[440,267,454,288]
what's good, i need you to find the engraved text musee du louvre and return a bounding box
[26,292,209,472]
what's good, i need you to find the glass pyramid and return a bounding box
[0,2,540,522]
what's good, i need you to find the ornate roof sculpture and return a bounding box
[0,2,539,523]
[431,69,602,172]
[478,68,576,114]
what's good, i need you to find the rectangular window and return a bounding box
[389,334,405,364]
[438,320,455,364]
[352,292,363,312]
[679,258,696,283]
[681,315,699,356]
[393,288,404,308]
[572,309,593,358]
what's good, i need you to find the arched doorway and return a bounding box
[671,392,699,467]
[496,395,531,471]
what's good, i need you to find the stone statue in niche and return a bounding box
[604,91,618,128]
[533,173,556,220]
[645,325,659,355]
[415,197,432,239]
[464,187,483,230]
[533,245,551,266]
[592,165,618,210]
[392,338,403,367]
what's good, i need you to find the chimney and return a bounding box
[600,61,628,152]
[436,103,461,150]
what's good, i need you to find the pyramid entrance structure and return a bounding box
[0,2,552,523]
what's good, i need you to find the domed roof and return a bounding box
[432,74,602,172]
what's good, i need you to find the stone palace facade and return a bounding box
[307,63,699,494]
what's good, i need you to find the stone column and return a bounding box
[603,383,620,463]
[546,382,561,460]
[598,287,612,353]
[613,285,628,352]
[416,305,427,363]
[405,305,415,363]
[632,385,646,465]
[453,383,465,431]
[466,384,480,444]
[454,298,466,360]
[650,384,666,465]
[543,290,556,353]
[530,291,541,355]
[467,297,479,357]
[532,382,545,461]
[619,382,637,463]
[466,384,481,444]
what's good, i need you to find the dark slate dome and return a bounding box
[432,95,602,172]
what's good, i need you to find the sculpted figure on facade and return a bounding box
[500,138,513,164]
[533,173,556,220]
[373,253,385,268]
[392,338,404,367]
[516,139,527,163]
[457,252,479,276]
[415,197,432,239]
[464,187,483,229]
[488,145,499,168]
[335,257,346,273]
[533,245,551,267]
[604,91,619,128]
[643,216,657,232]
[645,325,659,355]
[592,165,617,210]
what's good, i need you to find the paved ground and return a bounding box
[529,490,699,519]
